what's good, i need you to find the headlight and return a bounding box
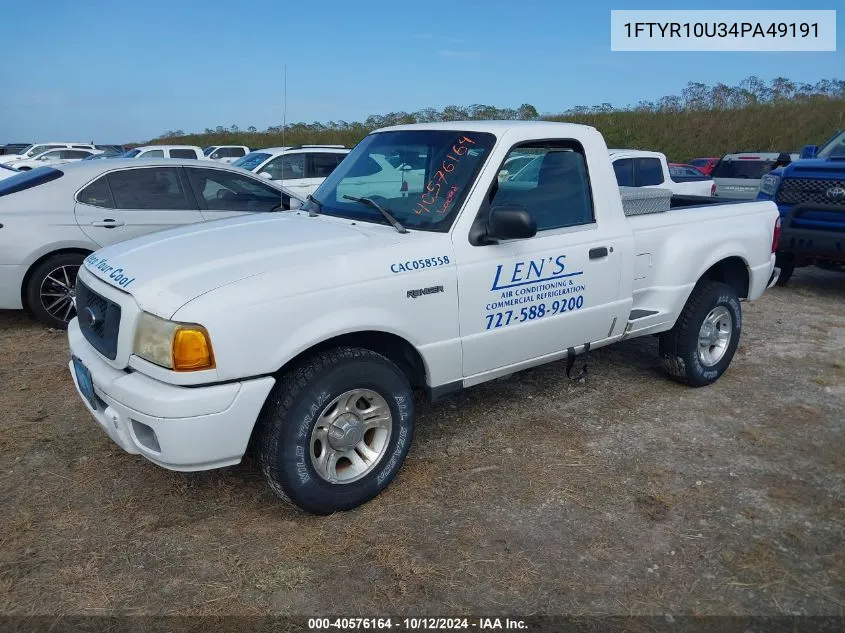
[133,312,215,371]
[759,174,781,197]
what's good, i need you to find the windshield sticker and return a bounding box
[390,255,450,274]
[413,136,477,216]
[484,255,586,330]
[84,254,136,289]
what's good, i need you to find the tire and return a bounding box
[775,254,794,287]
[25,252,86,329]
[659,280,742,387]
[257,347,415,515]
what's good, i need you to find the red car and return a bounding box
[687,157,720,175]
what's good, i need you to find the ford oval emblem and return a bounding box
[826,186,845,203]
[82,306,99,327]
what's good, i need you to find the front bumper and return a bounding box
[68,318,275,471]
[777,203,845,260]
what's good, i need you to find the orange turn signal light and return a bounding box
[172,327,215,371]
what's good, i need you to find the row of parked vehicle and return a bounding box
[1,127,843,331]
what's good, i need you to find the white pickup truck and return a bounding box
[610,149,715,197]
[67,121,781,515]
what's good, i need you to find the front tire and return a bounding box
[659,281,742,387]
[25,252,85,329]
[257,347,415,515]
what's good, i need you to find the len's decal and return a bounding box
[484,254,587,330]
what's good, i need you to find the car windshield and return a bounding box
[712,159,775,179]
[25,144,58,157]
[121,149,141,158]
[203,146,216,156]
[233,152,271,171]
[817,130,845,159]
[311,130,496,232]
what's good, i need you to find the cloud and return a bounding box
[438,50,481,59]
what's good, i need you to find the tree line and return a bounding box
[151,76,845,161]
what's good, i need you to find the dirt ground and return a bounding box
[0,267,843,619]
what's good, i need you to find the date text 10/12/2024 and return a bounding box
[485,254,587,330]
[308,617,528,630]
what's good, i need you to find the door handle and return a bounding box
[91,219,125,228]
[589,246,609,259]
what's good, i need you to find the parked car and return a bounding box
[232,145,350,197]
[757,129,845,285]
[12,148,103,171]
[711,152,799,200]
[688,157,720,175]
[0,143,33,156]
[66,121,780,515]
[121,145,205,160]
[203,145,250,163]
[0,142,98,166]
[0,159,304,328]
[609,149,715,196]
[669,163,707,177]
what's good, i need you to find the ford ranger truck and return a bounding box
[757,129,845,285]
[66,121,781,515]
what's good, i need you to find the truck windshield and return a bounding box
[816,130,845,159]
[712,159,774,179]
[310,130,496,232]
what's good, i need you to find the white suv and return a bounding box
[12,148,103,171]
[203,145,250,163]
[0,142,98,166]
[122,145,205,160]
[232,145,350,196]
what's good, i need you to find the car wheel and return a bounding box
[659,281,742,387]
[775,253,794,286]
[25,252,85,329]
[258,347,415,515]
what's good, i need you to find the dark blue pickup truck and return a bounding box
[757,129,845,285]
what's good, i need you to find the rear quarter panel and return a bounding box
[625,200,777,335]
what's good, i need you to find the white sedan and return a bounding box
[0,159,303,328]
[12,148,104,171]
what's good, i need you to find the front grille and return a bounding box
[76,280,121,360]
[776,177,845,206]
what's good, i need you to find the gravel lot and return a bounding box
[0,267,843,618]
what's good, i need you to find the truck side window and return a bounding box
[493,144,594,231]
[636,158,664,186]
[613,159,634,186]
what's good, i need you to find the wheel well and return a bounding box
[279,331,428,390]
[700,257,749,299]
[20,248,92,311]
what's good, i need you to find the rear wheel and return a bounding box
[257,347,415,515]
[659,281,742,387]
[25,252,85,329]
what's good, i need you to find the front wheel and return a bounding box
[257,347,415,515]
[659,281,742,387]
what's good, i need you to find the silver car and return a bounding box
[0,159,303,328]
[712,152,799,200]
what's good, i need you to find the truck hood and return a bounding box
[784,158,845,173]
[81,212,403,318]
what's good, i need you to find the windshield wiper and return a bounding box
[342,195,408,234]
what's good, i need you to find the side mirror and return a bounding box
[800,145,818,159]
[259,171,273,179]
[487,204,537,241]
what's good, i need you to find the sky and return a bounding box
[1,0,842,143]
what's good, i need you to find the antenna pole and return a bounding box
[281,65,287,208]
